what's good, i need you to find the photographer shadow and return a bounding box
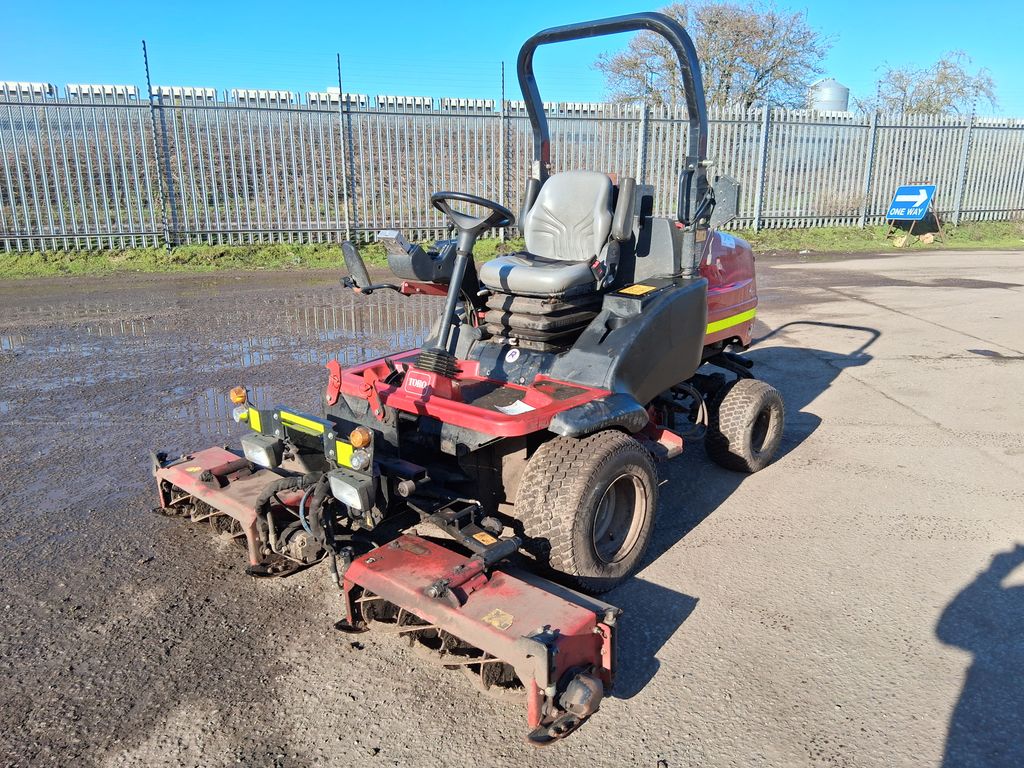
[937,545,1024,767]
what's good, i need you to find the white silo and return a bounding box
[808,78,850,112]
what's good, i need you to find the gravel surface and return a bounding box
[1,250,1021,767]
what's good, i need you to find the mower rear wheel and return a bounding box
[705,378,785,473]
[513,431,658,594]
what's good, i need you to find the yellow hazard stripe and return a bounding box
[335,440,354,468]
[279,410,326,435]
[707,308,756,335]
[247,407,262,432]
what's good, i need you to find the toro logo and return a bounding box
[403,371,435,397]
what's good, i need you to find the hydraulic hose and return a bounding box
[298,486,315,535]
[306,474,332,544]
[253,471,323,517]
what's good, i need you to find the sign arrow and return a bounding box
[894,189,928,208]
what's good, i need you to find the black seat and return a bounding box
[480,170,631,297]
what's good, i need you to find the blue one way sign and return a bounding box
[887,185,936,221]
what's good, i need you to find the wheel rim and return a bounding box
[751,406,772,454]
[591,473,647,564]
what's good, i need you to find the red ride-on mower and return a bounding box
[153,12,785,744]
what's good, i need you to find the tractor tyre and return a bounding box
[513,430,658,595]
[705,378,785,473]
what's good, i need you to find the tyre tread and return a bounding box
[706,378,784,473]
[513,431,656,591]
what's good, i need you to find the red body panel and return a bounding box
[702,231,758,346]
[338,351,610,437]
[343,535,614,729]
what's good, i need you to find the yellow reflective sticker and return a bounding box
[185,466,202,473]
[706,308,757,335]
[335,440,354,467]
[619,283,657,296]
[248,407,262,433]
[279,410,325,435]
[472,531,498,546]
[481,608,514,631]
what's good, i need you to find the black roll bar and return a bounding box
[517,11,709,227]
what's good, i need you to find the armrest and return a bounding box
[611,177,636,241]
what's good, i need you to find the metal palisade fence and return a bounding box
[1,93,1023,252]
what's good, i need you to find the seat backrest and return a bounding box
[521,171,613,262]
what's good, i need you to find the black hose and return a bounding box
[307,475,332,544]
[253,472,322,517]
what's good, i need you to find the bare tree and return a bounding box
[595,2,833,110]
[860,52,997,115]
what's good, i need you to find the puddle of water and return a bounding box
[161,386,254,441]
[0,287,440,440]
[1,335,25,352]
[85,318,156,338]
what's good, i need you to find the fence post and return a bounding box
[752,106,771,232]
[952,114,975,225]
[499,63,507,243]
[336,54,353,242]
[635,103,650,183]
[142,40,178,249]
[859,111,879,228]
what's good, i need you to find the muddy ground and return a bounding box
[1,249,1022,767]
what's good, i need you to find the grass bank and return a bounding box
[737,220,1024,254]
[1,221,1021,279]
[0,237,524,280]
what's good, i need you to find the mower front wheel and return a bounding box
[513,431,658,595]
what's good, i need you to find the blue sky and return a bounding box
[2,0,1021,115]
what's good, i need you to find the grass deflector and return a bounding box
[153,11,785,744]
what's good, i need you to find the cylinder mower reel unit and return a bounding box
[151,10,787,746]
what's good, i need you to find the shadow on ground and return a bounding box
[610,320,879,700]
[937,544,1024,767]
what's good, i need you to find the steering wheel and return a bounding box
[430,191,515,240]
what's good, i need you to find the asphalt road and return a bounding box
[0,249,1021,767]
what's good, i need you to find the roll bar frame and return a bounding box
[516,11,709,227]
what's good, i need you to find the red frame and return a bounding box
[338,351,610,438]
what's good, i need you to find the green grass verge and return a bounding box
[1,221,1021,280]
[0,237,526,280]
[737,220,1024,254]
